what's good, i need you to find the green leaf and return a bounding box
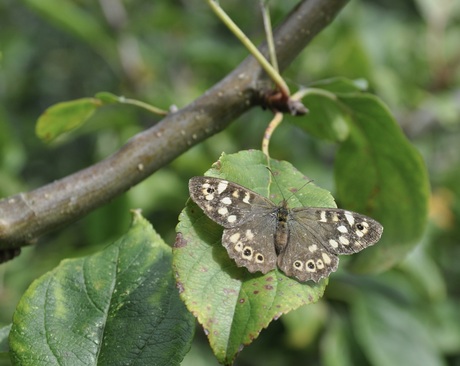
[352,292,445,366]
[94,91,121,104]
[174,150,333,365]
[36,98,101,142]
[335,94,429,273]
[9,211,195,366]
[290,93,350,142]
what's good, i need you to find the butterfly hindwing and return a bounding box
[277,217,339,282]
[222,221,278,274]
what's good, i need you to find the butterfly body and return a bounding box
[189,176,383,282]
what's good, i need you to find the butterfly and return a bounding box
[188,176,383,282]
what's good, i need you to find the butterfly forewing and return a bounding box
[188,176,383,282]
[188,177,275,228]
[290,208,383,255]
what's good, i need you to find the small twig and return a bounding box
[207,0,290,97]
[260,0,279,73]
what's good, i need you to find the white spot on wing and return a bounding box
[345,212,355,226]
[229,233,240,243]
[221,197,232,205]
[243,192,251,204]
[245,229,254,240]
[322,252,332,264]
[217,181,228,194]
[218,207,228,216]
[308,244,318,252]
[329,239,339,248]
[227,215,237,223]
[235,242,243,251]
[339,236,350,245]
[337,225,348,233]
[319,211,327,222]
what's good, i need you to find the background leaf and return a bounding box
[9,211,195,366]
[352,291,445,366]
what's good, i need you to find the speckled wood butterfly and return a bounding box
[189,176,383,282]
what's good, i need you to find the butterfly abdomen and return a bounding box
[274,203,290,255]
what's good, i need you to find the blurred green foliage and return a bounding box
[0,0,459,365]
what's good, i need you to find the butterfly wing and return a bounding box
[278,208,383,282]
[222,219,278,274]
[189,176,278,273]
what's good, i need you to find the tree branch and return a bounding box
[0,0,348,252]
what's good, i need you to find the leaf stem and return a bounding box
[262,112,283,159]
[118,96,169,115]
[291,87,338,102]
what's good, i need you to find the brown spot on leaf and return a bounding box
[239,298,245,303]
[174,233,187,248]
[223,288,237,295]
[265,285,273,290]
[253,290,259,295]
[176,281,185,294]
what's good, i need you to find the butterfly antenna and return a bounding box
[266,167,314,204]
[286,179,314,204]
[266,167,286,202]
